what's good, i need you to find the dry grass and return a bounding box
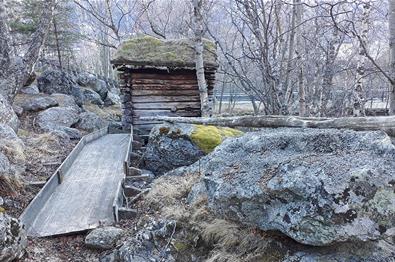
[142,172,287,262]
[83,103,122,121]
[0,174,22,196]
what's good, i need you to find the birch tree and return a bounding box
[389,0,395,115]
[192,0,211,117]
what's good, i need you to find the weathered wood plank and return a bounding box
[132,109,200,117]
[131,89,201,96]
[132,95,200,103]
[132,101,201,110]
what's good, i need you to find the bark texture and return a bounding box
[390,0,395,115]
[0,0,56,102]
[140,115,395,136]
[192,0,211,117]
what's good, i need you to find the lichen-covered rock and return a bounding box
[20,85,39,95]
[104,90,120,106]
[13,94,58,112]
[0,95,19,132]
[0,213,27,262]
[81,88,104,105]
[184,128,395,246]
[50,93,81,113]
[37,70,84,105]
[85,226,124,250]
[103,219,175,262]
[143,123,243,175]
[77,112,108,132]
[36,107,81,139]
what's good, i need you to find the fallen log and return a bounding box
[140,115,395,136]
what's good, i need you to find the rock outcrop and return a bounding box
[0,213,27,262]
[143,123,243,175]
[85,227,124,250]
[37,70,84,106]
[77,112,108,132]
[182,128,395,246]
[101,219,175,262]
[0,124,25,176]
[36,107,81,139]
[81,87,103,105]
[14,95,58,112]
[0,95,19,132]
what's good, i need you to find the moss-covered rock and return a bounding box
[111,36,218,69]
[190,125,243,154]
[143,123,243,175]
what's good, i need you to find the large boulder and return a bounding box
[81,88,104,106]
[37,70,84,105]
[76,112,108,132]
[76,73,108,100]
[20,85,39,95]
[85,226,124,250]
[50,93,81,113]
[143,123,243,175]
[104,90,120,106]
[182,128,395,246]
[13,94,58,112]
[0,213,27,262]
[36,107,81,138]
[0,95,19,132]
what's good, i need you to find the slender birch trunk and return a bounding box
[352,2,371,116]
[294,0,305,116]
[389,0,395,115]
[192,0,211,117]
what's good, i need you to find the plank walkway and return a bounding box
[26,133,129,237]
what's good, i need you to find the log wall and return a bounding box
[119,68,215,135]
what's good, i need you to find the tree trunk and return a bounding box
[53,18,63,70]
[0,0,56,102]
[140,115,395,136]
[192,0,211,117]
[294,0,305,116]
[352,2,371,117]
[389,0,395,115]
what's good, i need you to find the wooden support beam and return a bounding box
[140,115,395,136]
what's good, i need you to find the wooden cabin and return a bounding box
[111,36,218,136]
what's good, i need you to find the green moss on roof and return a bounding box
[112,35,218,69]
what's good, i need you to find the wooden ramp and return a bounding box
[20,129,130,237]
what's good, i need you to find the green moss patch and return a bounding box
[190,125,243,154]
[112,35,218,68]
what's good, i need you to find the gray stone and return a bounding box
[15,95,58,112]
[106,219,175,262]
[36,107,80,138]
[50,93,81,113]
[37,70,84,106]
[76,112,108,132]
[12,105,23,117]
[82,88,104,105]
[104,91,120,106]
[76,73,96,87]
[93,79,108,100]
[0,213,27,262]
[143,123,204,175]
[20,85,39,95]
[183,128,395,246]
[85,226,124,250]
[0,95,19,132]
